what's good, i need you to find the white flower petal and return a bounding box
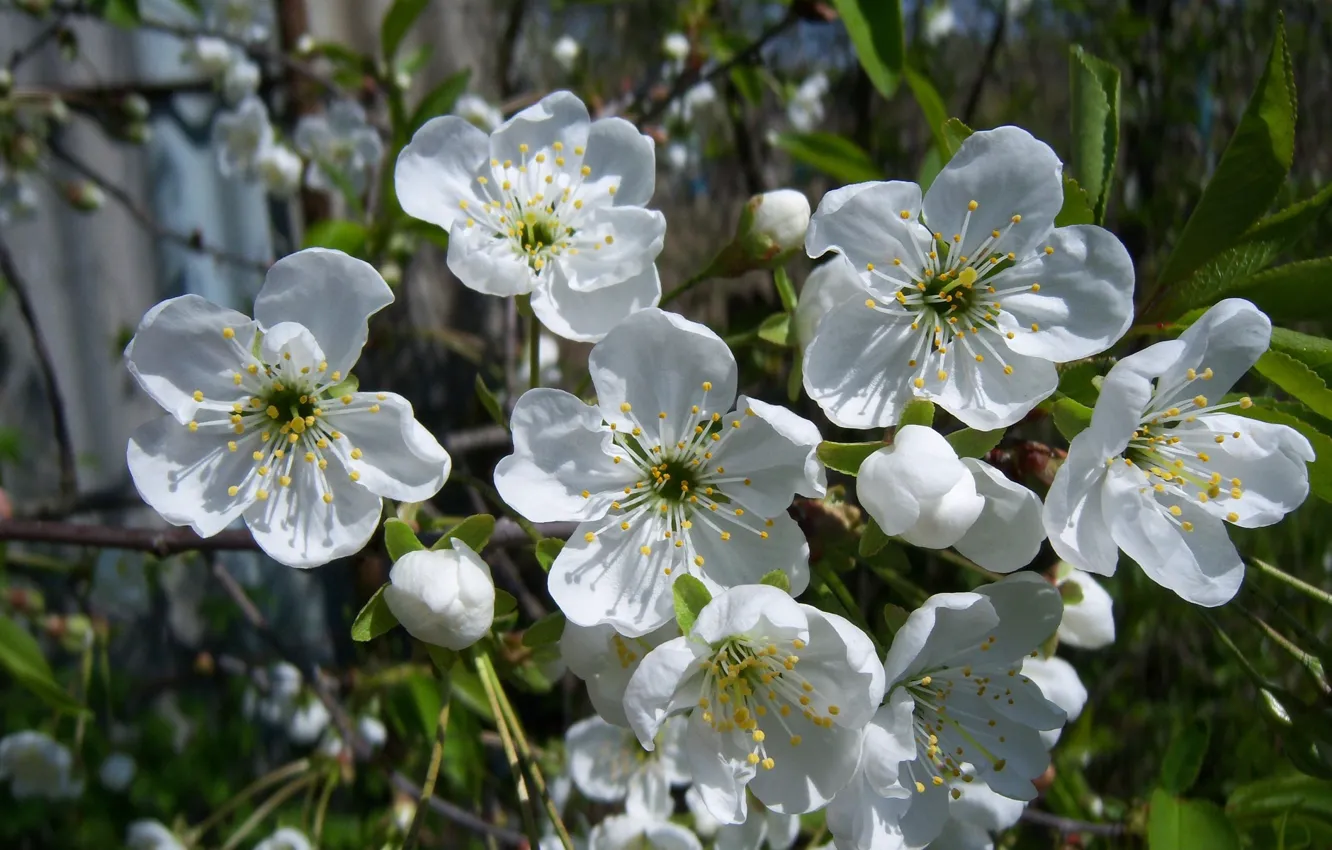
[974,573,1064,676]
[549,516,676,635]
[803,303,921,429]
[496,388,634,522]
[715,813,767,850]
[922,126,1062,262]
[1057,568,1116,649]
[562,206,667,292]
[590,308,738,443]
[710,396,826,514]
[861,693,918,794]
[566,715,637,802]
[1176,412,1313,528]
[127,415,255,537]
[532,262,662,343]
[689,511,811,600]
[1022,655,1087,747]
[795,255,866,350]
[1157,298,1272,405]
[954,459,1045,573]
[447,221,539,296]
[243,447,381,568]
[928,344,1059,431]
[947,775,1026,832]
[692,584,809,645]
[684,714,754,825]
[825,771,911,850]
[900,472,985,550]
[805,181,928,274]
[926,819,993,850]
[993,225,1135,361]
[322,392,450,502]
[794,606,886,727]
[490,91,591,168]
[1102,461,1244,606]
[253,249,394,377]
[259,321,326,368]
[765,811,800,850]
[626,761,673,821]
[584,117,657,208]
[395,115,492,232]
[124,295,257,424]
[560,622,677,726]
[747,715,862,815]
[882,593,997,686]
[624,636,703,749]
[1042,432,1120,576]
[897,768,952,847]
[641,822,705,850]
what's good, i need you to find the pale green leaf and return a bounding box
[1255,351,1332,420]
[303,219,369,256]
[773,133,881,185]
[1069,45,1121,223]
[905,69,948,155]
[535,538,564,572]
[817,441,884,476]
[381,0,431,60]
[899,399,934,429]
[475,375,508,430]
[351,585,399,642]
[759,571,792,593]
[758,313,792,347]
[858,518,890,558]
[383,518,424,561]
[1053,397,1094,441]
[0,615,84,713]
[1148,789,1241,850]
[431,514,496,553]
[673,575,713,634]
[945,428,1004,458]
[1160,719,1211,795]
[941,118,973,162]
[830,0,904,98]
[522,612,566,648]
[409,68,471,136]
[1055,176,1096,227]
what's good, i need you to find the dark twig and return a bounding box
[1019,808,1127,837]
[0,517,574,556]
[388,770,527,847]
[961,2,1008,125]
[7,18,64,71]
[47,140,272,273]
[635,10,798,127]
[0,234,78,502]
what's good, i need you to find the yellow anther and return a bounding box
[1011,215,1022,223]
[1003,365,1014,375]
[279,475,292,487]
[227,485,239,497]
[322,493,333,504]
[900,210,911,219]
[187,421,199,432]
[256,489,269,501]
[761,758,775,770]
[937,370,948,381]
[968,200,979,211]
[915,781,926,793]
[694,556,704,566]
[349,471,361,482]
[1194,395,1208,408]
[350,448,363,460]
[828,705,840,716]
[1044,246,1054,255]
[639,545,651,556]
[747,753,760,765]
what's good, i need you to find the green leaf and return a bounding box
[425,645,457,674]
[773,132,881,185]
[1055,176,1096,227]
[1229,774,1332,831]
[1236,402,1332,503]
[830,0,904,98]
[1226,259,1332,324]
[97,0,142,27]
[432,514,496,553]
[673,575,713,634]
[535,538,564,572]
[351,585,399,642]
[475,375,508,430]
[817,440,884,475]
[1160,719,1211,794]
[409,68,471,136]
[1149,789,1241,850]
[394,671,442,737]
[899,399,934,429]
[759,571,792,593]
[859,517,891,558]
[773,267,797,314]
[905,68,948,155]
[494,589,518,618]
[1154,16,1296,296]
[1053,397,1094,441]
[381,0,431,60]
[1147,182,1332,322]
[0,615,84,714]
[522,612,566,648]
[323,374,360,399]
[940,117,973,162]
[945,428,1004,458]
[882,603,909,638]
[730,65,764,104]
[1068,46,1121,224]
[1270,327,1332,384]
[1255,351,1332,420]
[1058,359,1105,408]
[383,518,425,561]
[448,666,494,722]
[303,219,369,256]
[758,313,792,347]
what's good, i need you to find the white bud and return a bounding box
[295,34,317,57]
[552,35,580,71]
[746,189,811,256]
[662,32,690,62]
[63,180,105,212]
[357,715,388,751]
[384,541,494,651]
[98,752,136,792]
[256,144,303,197]
[184,37,234,78]
[221,54,260,104]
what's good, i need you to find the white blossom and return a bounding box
[397,91,666,341]
[561,621,680,726]
[624,585,884,824]
[857,425,1045,573]
[664,142,690,175]
[715,795,799,850]
[566,714,688,803]
[294,101,384,197]
[553,35,581,72]
[257,144,303,197]
[1043,299,1314,606]
[804,126,1136,430]
[496,308,825,635]
[826,574,1065,849]
[221,52,260,104]
[454,94,505,132]
[206,0,276,44]
[0,731,82,800]
[98,752,136,791]
[212,95,273,178]
[589,760,702,850]
[0,165,39,224]
[253,827,313,850]
[126,820,186,850]
[287,697,331,745]
[1022,655,1087,748]
[662,33,691,62]
[787,73,828,134]
[383,542,496,650]
[1054,565,1115,649]
[924,5,958,45]
[125,248,451,568]
[182,36,234,77]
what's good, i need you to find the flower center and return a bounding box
[694,635,835,771]
[1119,366,1254,530]
[858,201,1054,389]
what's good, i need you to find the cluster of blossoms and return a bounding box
[106,90,1313,846]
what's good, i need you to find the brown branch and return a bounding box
[0,517,573,556]
[47,140,273,274]
[6,17,64,71]
[1019,808,1127,837]
[961,2,1008,126]
[0,234,78,502]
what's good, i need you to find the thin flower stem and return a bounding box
[660,270,711,306]
[1200,610,1271,688]
[478,655,574,850]
[929,547,1002,584]
[528,315,542,391]
[404,700,453,850]
[312,768,339,846]
[812,560,882,654]
[190,758,312,841]
[1248,558,1332,606]
[220,773,318,850]
[1235,603,1331,694]
[474,653,543,847]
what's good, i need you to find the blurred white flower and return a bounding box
[126,820,185,850]
[925,5,957,45]
[1055,565,1115,649]
[685,785,723,838]
[662,32,691,62]
[671,82,718,124]
[453,93,505,132]
[98,752,136,792]
[206,0,276,44]
[588,760,702,850]
[257,144,303,197]
[0,731,82,800]
[358,715,388,750]
[287,698,331,745]
[212,95,273,178]
[795,257,864,350]
[294,101,385,197]
[714,796,799,850]
[0,165,38,225]
[786,73,828,133]
[566,715,688,803]
[1022,655,1088,749]
[221,53,260,104]
[560,621,679,726]
[182,36,233,77]
[254,827,313,850]
[384,542,496,650]
[664,142,690,174]
[553,35,581,72]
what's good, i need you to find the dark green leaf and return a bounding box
[1225,259,1332,324]
[1270,327,1332,383]
[383,518,425,561]
[425,646,457,674]
[905,68,948,155]
[1055,176,1096,227]
[494,589,518,618]
[1148,789,1241,850]
[1053,397,1094,441]
[351,585,399,642]
[830,0,904,98]
[99,0,141,27]
[1154,17,1296,297]
[1229,774,1332,829]
[817,440,884,475]
[758,313,792,347]
[381,0,431,60]
[941,118,973,162]
[730,66,764,104]
[773,133,881,185]
[0,615,84,714]
[673,575,713,634]
[859,517,891,557]
[303,219,369,256]
[1236,402,1332,503]
[882,603,909,638]
[448,666,494,722]
[522,612,566,648]
[475,375,508,430]
[1069,46,1121,223]
[432,514,496,553]
[409,68,472,136]
[398,671,442,736]
[759,571,792,593]
[1058,360,1105,408]
[1255,351,1332,420]
[1160,719,1211,794]
[945,428,1004,458]
[899,399,934,428]
[535,538,564,572]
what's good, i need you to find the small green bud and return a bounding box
[63,180,106,212]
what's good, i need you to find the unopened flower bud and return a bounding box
[707,189,812,277]
[295,34,317,57]
[121,93,150,120]
[58,614,94,652]
[379,261,402,287]
[0,69,13,97]
[47,97,69,123]
[124,122,152,144]
[383,541,494,651]
[63,180,105,212]
[12,134,40,167]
